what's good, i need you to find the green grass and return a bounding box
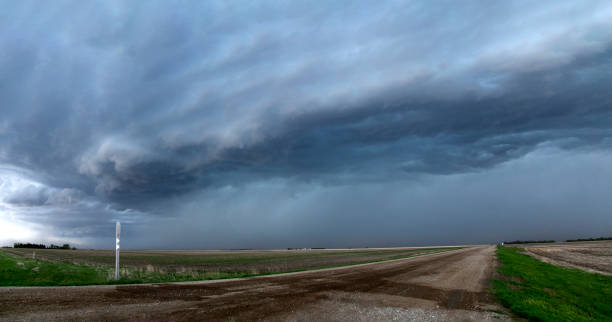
[0,247,458,286]
[0,251,109,286]
[493,246,612,321]
[0,250,271,286]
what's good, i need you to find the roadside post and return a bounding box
[115,222,120,280]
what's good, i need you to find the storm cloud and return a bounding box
[1,1,611,248]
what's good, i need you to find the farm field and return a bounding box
[494,245,612,321]
[1,246,459,285]
[3,243,610,320]
[517,241,612,275]
[1,246,512,321]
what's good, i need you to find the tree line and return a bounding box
[13,242,75,250]
[503,240,555,244]
[566,237,612,242]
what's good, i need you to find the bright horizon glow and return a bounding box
[0,213,37,245]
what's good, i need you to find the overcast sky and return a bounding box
[1,1,612,249]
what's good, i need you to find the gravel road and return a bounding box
[0,246,509,321]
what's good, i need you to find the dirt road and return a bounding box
[0,246,508,321]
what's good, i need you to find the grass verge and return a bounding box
[493,246,612,321]
[1,247,457,286]
[0,251,109,286]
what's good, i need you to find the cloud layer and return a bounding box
[1,1,612,248]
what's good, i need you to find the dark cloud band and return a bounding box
[1,1,611,248]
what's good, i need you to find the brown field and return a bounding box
[518,241,612,276]
[3,246,458,276]
[0,246,511,321]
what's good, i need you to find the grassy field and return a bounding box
[493,246,612,321]
[0,251,109,286]
[1,247,457,286]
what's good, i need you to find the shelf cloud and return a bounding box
[1,1,612,248]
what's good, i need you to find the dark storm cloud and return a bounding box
[1,1,612,247]
[110,148,612,250]
[75,45,612,204]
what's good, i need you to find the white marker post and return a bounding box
[115,221,121,280]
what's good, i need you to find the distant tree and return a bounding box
[566,237,612,242]
[503,240,555,244]
[13,242,74,249]
[13,242,46,249]
[48,244,71,249]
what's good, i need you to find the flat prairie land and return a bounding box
[1,246,511,321]
[1,246,458,284]
[493,246,612,321]
[517,241,612,275]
